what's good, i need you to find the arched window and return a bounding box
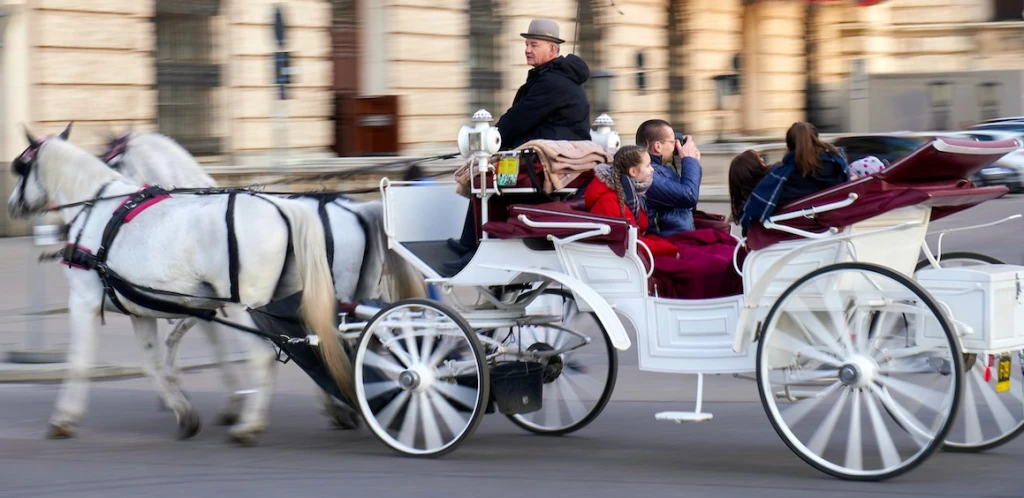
[469,0,502,115]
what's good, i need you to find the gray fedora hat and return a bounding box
[520,18,565,44]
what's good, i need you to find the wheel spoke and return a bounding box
[962,372,984,443]
[863,388,902,469]
[781,381,843,427]
[875,375,949,416]
[428,388,470,436]
[375,390,411,430]
[397,392,421,448]
[418,392,444,450]
[363,380,401,400]
[971,366,1018,434]
[807,387,850,456]
[363,349,405,376]
[434,381,480,409]
[844,390,863,472]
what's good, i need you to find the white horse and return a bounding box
[100,130,427,428]
[8,127,354,444]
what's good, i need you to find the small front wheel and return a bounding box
[354,299,489,457]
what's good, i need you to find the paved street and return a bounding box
[0,193,1023,497]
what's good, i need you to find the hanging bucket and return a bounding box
[489,361,544,414]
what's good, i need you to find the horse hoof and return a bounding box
[216,412,239,426]
[227,431,259,447]
[176,412,202,440]
[327,406,362,430]
[46,424,74,439]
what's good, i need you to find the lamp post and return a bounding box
[590,114,621,150]
[927,80,953,131]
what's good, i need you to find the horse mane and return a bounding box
[38,139,130,200]
[121,131,217,188]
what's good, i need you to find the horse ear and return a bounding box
[23,125,40,148]
[58,122,73,140]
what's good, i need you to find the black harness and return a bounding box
[60,185,285,330]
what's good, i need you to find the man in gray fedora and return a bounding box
[493,18,592,150]
[444,18,594,270]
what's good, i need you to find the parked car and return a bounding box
[944,130,1024,192]
[968,119,1024,134]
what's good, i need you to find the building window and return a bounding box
[469,0,502,116]
[155,1,222,157]
[992,0,1024,21]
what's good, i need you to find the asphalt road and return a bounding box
[2,196,1024,498]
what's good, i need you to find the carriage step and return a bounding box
[655,411,713,423]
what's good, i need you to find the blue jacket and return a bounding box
[645,154,702,237]
[739,150,849,233]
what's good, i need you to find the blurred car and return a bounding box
[967,119,1024,134]
[831,131,1024,192]
[944,130,1024,192]
[831,133,934,165]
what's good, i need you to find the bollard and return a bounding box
[5,223,68,364]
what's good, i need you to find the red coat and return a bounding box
[583,178,679,257]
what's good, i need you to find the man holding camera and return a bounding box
[635,119,703,237]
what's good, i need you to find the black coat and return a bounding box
[495,54,592,150]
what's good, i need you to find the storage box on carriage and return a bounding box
[915,264,1024,354]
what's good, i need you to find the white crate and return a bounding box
[916,264,1024,354]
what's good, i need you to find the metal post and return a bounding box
[6,222,66,364]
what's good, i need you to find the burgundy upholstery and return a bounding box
[745,138,1017,251]
[482,201,632,256]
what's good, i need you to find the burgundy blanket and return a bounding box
[648,228,744,300]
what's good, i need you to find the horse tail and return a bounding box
[267,198,354,403]
[349,200,427,301]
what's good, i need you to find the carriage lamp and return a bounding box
[458,109,502,159]
[590,114,621,150]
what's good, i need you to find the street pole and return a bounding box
[273,4,290,169]
[6,221,66,364]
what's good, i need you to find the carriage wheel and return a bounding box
[757,262,962,481]
[354,299,489,457]
[914,253,1024,452]
[496,289,618,435]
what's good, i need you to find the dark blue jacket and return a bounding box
[739,150,849,233]
[645,154,703,236]
[495,55,592,150]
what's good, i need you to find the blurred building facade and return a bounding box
[0,0,336,169]
[0,0,1020,162]
[330,0,1024,154]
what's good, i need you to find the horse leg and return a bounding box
[47,293,101,439]
[195,319,247,426]
[227,313,277,446]
[131,316,201,440]
[159,318,196,411]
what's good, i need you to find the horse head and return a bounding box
[100,129,132,168]
[8,122,113,219]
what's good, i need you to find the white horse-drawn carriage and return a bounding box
[9,113,1024,483]
[328,111,1024,481]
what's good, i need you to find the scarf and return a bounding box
[594,163,652,221]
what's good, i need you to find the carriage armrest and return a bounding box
[762,193,859,238]
[482,201,632,256]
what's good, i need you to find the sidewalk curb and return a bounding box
[0,358,248,383]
